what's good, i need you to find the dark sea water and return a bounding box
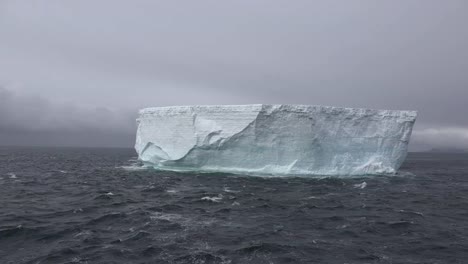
[1,147,467,264]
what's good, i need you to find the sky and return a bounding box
[0,0,467,150]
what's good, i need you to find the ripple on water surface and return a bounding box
[0,148,467,263]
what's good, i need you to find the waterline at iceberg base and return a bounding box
[135,104,417,176]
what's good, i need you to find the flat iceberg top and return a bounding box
[135,104,417,176]
[139,104,417,118]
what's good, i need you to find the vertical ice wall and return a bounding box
[135,104,417,176]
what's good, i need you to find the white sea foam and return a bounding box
[354,182,367,189]
[223,187,240,193]
[201,194,223,203]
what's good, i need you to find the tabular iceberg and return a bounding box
[135,104,417,176]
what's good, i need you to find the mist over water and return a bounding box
[1,147,467,263]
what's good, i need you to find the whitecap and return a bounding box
[223,187,240,193]
[150,212,184,222]
[353,182,367,189]
[201,194,223,203]
[74,230,92,238]
[398,209,424,217]
[119,165,151,171]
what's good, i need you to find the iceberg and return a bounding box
[135,104,417,176]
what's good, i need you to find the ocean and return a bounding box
[0,147,467,264]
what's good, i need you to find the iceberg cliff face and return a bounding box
[135,104,417,176]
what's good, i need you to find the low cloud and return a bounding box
[0,86,136,147]
[412,127,468,151]
[1,86,467,150]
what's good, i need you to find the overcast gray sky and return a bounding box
[0,0,467,150]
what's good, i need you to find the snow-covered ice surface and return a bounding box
[135,104,417,176]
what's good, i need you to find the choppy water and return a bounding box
[1,147,467,264]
